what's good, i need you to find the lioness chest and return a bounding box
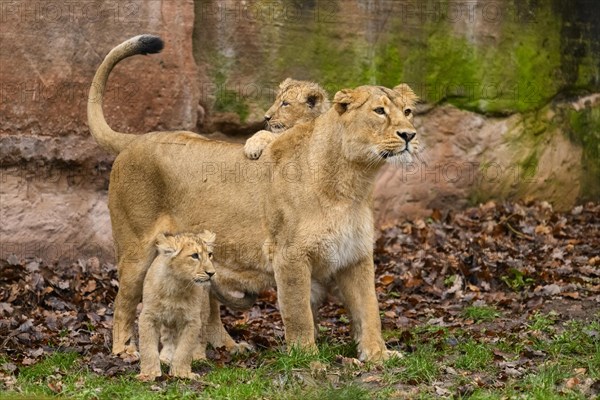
[308,207,373,278]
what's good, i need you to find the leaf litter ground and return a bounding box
[1,201,599,397]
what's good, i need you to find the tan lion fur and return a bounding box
[244,78,330,160]
[138,231,215,381]
[88,35,419,362]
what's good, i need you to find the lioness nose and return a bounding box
[206,271,215,278]
[264,115,272,121]
[397,131,416,143]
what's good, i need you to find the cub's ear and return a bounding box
[333,89,369,115]
[393,83,418,106]
[306,90,324,109]
[197,230,216,249]
[278,77,294,90]
[155,233,179,257]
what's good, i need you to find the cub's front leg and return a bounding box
[169,321,202,379]
[137,314,162,381]
[244,130,277,160]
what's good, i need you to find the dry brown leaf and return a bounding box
[565,377,580,389]
[380,274,395,286]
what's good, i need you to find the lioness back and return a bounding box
[110,131,281,274]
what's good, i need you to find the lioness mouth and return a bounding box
[380,149,410,159]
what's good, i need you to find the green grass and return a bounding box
[2,318,599,399]
[462,305,501,322]
[455,340,494,371]
[397,345,440,383]
[528,311,560,332]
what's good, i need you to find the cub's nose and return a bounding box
[264,115,272,121]
[206,271,215,278]
[397,131,416,143]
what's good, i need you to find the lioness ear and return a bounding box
[155,233,179,257]
[333,89,353,114]
[333,89,369,115]
[197,230,216,249]
[394,83,418,106]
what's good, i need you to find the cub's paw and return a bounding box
[159,354,172,364]
[120,350,140,363]
[244,141,264,160]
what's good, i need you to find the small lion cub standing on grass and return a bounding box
[137,231,216,381]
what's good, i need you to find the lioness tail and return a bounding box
[87,35,164,154]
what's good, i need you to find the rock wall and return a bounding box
[1,0,598,263]
[1,0,201,262]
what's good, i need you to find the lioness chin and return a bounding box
[89,35,420,362]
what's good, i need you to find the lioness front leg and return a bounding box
[244,130,276,160]
[273,254,316,351]
[334,257,400,362]
[113,248,154,356]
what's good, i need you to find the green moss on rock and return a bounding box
[567,106,600,199]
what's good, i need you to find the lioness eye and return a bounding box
[374,107,386,115]
[282,101,290,107]
[404,108,412,116]
[208,252,213,259]
[191,253,200,260]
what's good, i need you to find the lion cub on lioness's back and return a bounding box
[138,231,216,381]
[244,78,329,160]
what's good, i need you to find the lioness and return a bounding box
[138,231,216,381]
[244,78,329,160]
[88,35,419,362]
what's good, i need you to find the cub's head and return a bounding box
[332,84,419,166]
[155,231,216,285]
[265,78,330,133]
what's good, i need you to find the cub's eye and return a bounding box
[374,107,386,115]
[404,108,412,117]
[191,253,200,260]
[282,101,290,107]
[208,252,213,260]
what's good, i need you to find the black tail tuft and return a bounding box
[137,35,164,55]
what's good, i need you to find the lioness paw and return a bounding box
[170,367,200,380]
[230,341,253,354]
[383,349,404,360]
[358,346,403,363]
[137,371,161,381]
[358,346,404,362]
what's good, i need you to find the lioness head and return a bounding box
[332,84,419,165]
[155,231,216,285]
[265,78,330,133]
